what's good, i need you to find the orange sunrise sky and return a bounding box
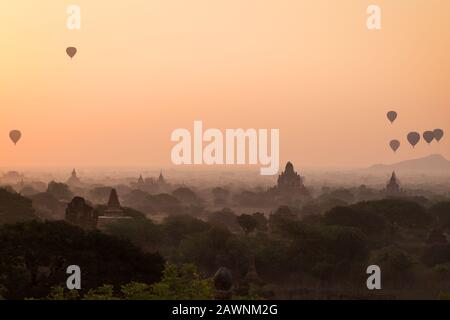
[1,0,449,169]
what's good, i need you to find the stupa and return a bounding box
[386,171,401,196]
[97,188,132,229]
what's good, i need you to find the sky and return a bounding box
[0,0,449,170]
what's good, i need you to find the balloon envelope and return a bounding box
[389,140,400,152]
[423,131,434,144]
[9,130,22,145]
[407,132,420,147]
[433,129,444,142]
[66,47,77,58]
[387,111,397,123]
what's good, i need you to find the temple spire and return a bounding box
[386,171,401,196]
[67,168,81,185]
[104,188,124,216]
[158,169,165,184]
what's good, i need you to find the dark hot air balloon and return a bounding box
[423,131,434,144]
[9,130,22,145]
[66,47,77,58]
[407,132,420,148]
[433,129,444,142]
[389,140,400,152]
[387,111,397,124]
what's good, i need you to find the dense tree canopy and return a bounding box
[429,202,450,228]
[0,221,164,299]
[0,188,37,225]
[46,181,73,201]
[323,206,387,235]
[352,199,432,228]
[237,214,258,234]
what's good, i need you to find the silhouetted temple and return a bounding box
[66,168,81,186]
[104,188,124,216]
[65,197,98,230]
[244,256,263,285]
[386,171,401,196]
[97,188,131,229]
[157,170,166,185]
[213,267,233,300]
[132,170,170,193]
[275,162,309,196]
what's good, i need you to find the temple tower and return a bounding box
[104,188,124,216]
[67,168,81,186]
[276,162,309,196]
[386,171,401,196]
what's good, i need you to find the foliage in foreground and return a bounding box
[42,263,213,300]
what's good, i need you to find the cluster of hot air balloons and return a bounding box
[386,111,445,152]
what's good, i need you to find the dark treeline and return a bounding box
[2,183,450,299]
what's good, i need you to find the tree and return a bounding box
[0,221,165,299]
[161,214,209,247]
[104,217,162,250]
[430,202,450,228]
[237,214,258,235]
[212,187,229,206]
[423,244,450,267]
[370,246,414,287]
[353,199,432,229]
[252,212,268,232]
[172,187,199,204]
[43,263,213,300]
[252,234,293,282]
[46,181,73,201]
[149,193,182,214]
[207,208,240,232]
[288,224,368,282]
[178,226,248,276]
[323,206,387,235]
[148,263,213,299]
[30,192,66,220]
[327,188,355,204]
[83,285,118,300]
[0,187,37,225]
[268,206,297,235]
[122,189,155,214]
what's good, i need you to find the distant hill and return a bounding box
[367,154,450,173]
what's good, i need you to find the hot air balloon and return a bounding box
[387,111,397,124]
[389,140,400,152]
[66,47,77,58]
[423,131,434,144]
[433,129,444,142]
[407,132,420,148]
[9,130,22,145]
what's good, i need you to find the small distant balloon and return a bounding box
[407,132,420,148]
[423,131,434,144]
[66,47,77,58]
[9,130,22,145]
[389,140,400,152]
[433,129,444,142]
[387,111,397,124]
